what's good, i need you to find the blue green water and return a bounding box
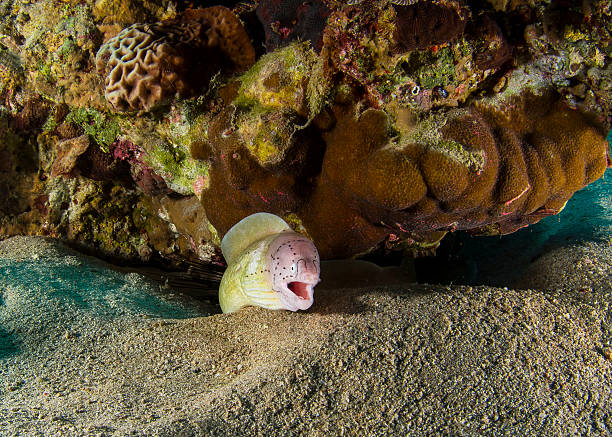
[0,242,209,358]
[452,167,611,286]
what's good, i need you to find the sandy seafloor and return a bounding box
[1,172,611,435]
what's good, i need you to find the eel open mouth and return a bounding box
[288,281,311,299]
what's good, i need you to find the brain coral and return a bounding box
[95,23,184,111]
[95,7,255,111]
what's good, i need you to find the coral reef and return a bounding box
[232,42,328,164]
[0,0,610,264]
[200,105,307,235]
[321,2,511,109]
[467,14,511,71]
[0,114,39,219]
[199,82,609,258]
[318,90,608,254]
[95,6,255,111]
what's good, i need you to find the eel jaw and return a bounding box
[266,232,321,311]
[278,278,318,311]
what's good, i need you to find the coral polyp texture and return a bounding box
[95,23,181,111]
[318,91,608,254]
[95,6,255,111]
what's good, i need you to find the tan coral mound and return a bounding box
[201,89,610,259]
[95,7,255,111]
[306,91,609,257]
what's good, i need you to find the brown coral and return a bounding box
[198,88,609,259]
[307,90,609,257]
[392,1,469,53]
[95,7,255,111]
[199,104,325,235]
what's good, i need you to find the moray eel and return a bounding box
[218,213,320,313]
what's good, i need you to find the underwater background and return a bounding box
[1,1,611,434]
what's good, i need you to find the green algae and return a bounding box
[397,111,485,173]
[228,43,332,166]
[150,113,211,195]
[234,42,320,115]
[64,108,121,151]
[235,108,301,167]
[400,47,456,90]
[118,104,210,196]
[305,55,331,118]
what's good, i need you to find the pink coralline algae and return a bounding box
[110,138,141,162]
[192,175,208,199]
[110,139,170,196]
